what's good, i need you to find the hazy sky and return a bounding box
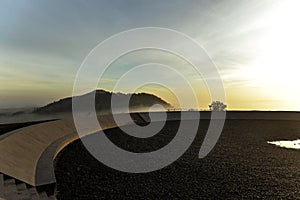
[0,0,300,110]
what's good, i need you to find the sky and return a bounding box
[0,0,300,110]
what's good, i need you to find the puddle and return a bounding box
[267,139,300,149]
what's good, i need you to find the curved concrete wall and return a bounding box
[0,118,76,186]
[0,113,154,186]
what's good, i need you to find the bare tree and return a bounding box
[209,101,227,111]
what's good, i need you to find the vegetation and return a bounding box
[209,101,227,111]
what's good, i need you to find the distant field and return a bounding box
[0,120,56,135]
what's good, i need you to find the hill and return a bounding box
[33,90,172,114]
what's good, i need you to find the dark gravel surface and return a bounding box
[54,119,300,199]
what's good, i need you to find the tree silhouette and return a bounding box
[209,101,227,111]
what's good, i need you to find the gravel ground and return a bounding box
[54,119,300,199]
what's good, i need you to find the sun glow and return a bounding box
[238,0,300,110]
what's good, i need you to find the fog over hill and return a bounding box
[0,90,172,124]
[34,90,172,114]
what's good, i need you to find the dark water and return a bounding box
[54,120,300,199]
